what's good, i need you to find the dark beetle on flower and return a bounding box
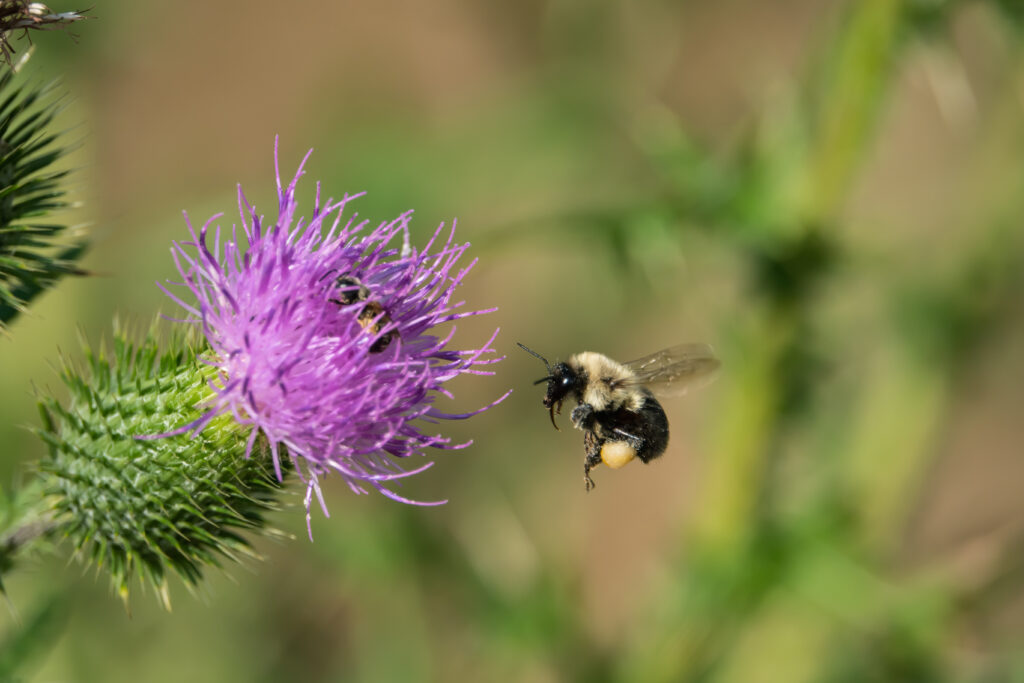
[331,275,398,353]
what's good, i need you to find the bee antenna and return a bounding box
[532,376,553,385]
[516,342,552,373]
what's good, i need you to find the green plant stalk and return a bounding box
[690,310,791,553]
[841,350,948,554]
[798,0,904,226]
[0,478,56,593]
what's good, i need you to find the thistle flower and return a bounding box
[156,141,506,532]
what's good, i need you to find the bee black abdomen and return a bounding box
[634,396,669,463]
[593,393,669,464]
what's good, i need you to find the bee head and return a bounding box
[539,361,576,405]
[517,343,580,431]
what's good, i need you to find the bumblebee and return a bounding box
[517,342,719,490]
[331,275,398,353]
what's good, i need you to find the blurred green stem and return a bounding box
[843,350,948,554]
[0,480,55,591]
[799,0,903,226]
[691,0,910,550]
[692,309,790,552]
[1,514,53,556]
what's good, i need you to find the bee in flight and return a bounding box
[517,342,720,491]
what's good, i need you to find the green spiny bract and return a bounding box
[0,67,85,328]
[35,325,286,608]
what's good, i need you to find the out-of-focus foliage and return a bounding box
[0,588,69,681]
[2,0,1024,682]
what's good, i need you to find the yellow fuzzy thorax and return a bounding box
[569,351,644,412]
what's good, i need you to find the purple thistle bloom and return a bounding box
[153,140,507,533]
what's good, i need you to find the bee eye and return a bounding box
[562,377,572,387]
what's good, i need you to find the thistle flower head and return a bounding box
[158,141,506,531]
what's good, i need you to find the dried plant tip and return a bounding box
[0,1,89,65]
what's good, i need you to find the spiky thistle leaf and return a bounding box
[35,323,287,608]
[0,66,84,328]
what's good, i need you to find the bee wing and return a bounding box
[616,343,720,398]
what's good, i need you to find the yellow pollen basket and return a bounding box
[600,441,636,469]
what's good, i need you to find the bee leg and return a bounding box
[570,403,595,431]
[583,429,602,491]
[583,453,601,491]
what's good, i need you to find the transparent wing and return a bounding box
[616,343,720,398]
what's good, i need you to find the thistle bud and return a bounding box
[35,325,285,608]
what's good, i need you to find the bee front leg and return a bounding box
[583,429,602,491]
[571,403,596,431]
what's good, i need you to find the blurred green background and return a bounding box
[3,0,1024,681]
